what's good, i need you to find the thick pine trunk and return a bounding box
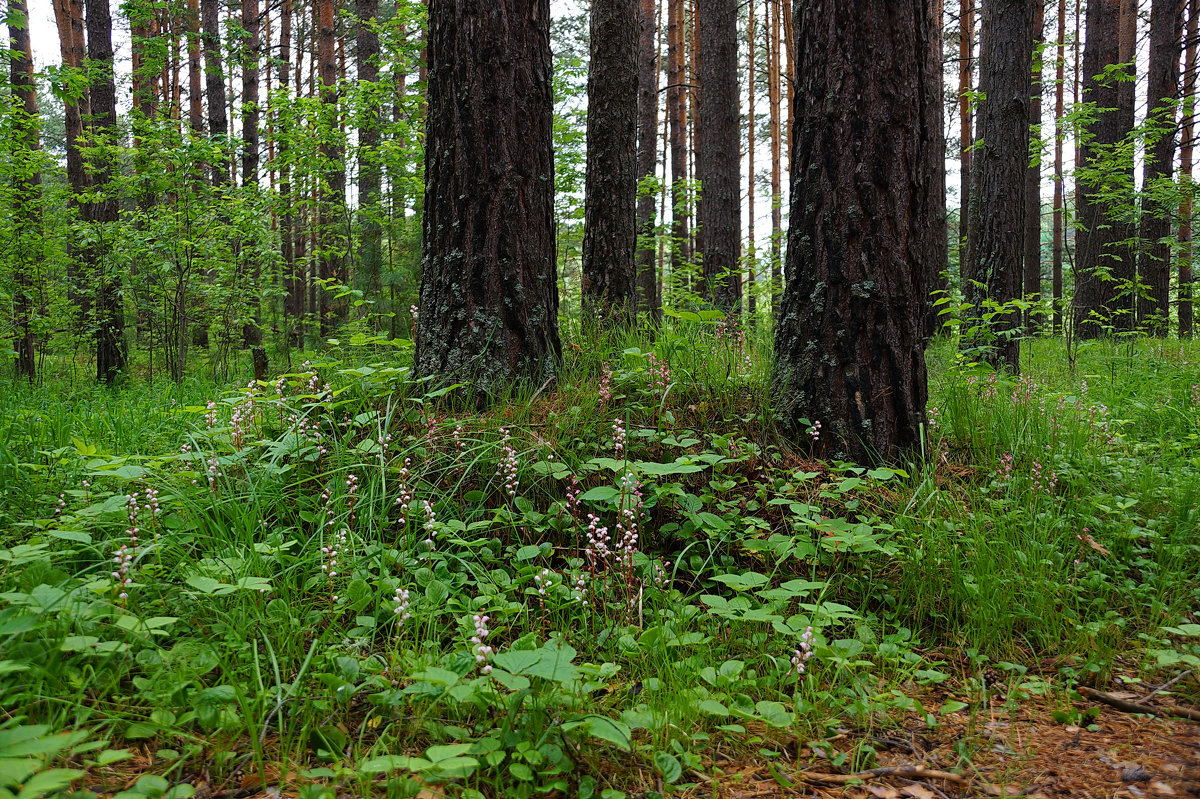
[1180,0,1198,337]
[1074,0,1130,338]
[582,0,639,323]
[696,0,742,312]
[964,0,1035,372]
[415,0,561,395]
[86,0,125,383]
[1022,0,1044,334]
[9,0,39,381]
[1135,0,1183,336]
[772,0,936,465]
[635,0,660,321]
[357,0,383,300]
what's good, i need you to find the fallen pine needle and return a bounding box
[795,765,967,785]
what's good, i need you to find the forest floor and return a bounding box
[2,332,1199,799]
[75,688,1200,798]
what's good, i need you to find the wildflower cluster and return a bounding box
[230,382,257,450]
[789,626,815,676]
[599,362,613,406]
[714,317,752,372]
[471,613,493,674]
[1031,460,1058,495]
[393,587,412,625]
[612,419,626,457]
[996,452,1014,482]
[498,428,519,500]
[647,353,670,396]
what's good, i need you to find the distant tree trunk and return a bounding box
[747,0,757,318]
[1136,0,1183,336]
[635,0,660,321]
[186,0,202,134]
[1074,0,1129,338]
[667,0,690,280]
[773,0,936,465]
[781,0,793,161]
[1022,0,1041,333]
[1022,0,1044,334]
[768,0,783,301]
[960,0,975,275]
[963,0,1035,373]
[415,0,561,395]
[1052,0,1065,333]
[242,0,260,188]
[280,0,302,333]
[926,0,949,338]
[9,0,39,381]
[1108,0,1138,329]
[1180,0,1198,337]
[316,0,346,333]
[582,0,639,324]
[86,0,125,383]
[696,0,742,312]
[357,0,383,301]
[201,0,229,185]
[52,0,90,321]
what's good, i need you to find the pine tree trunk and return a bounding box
[201,0,229,185]
[1108,0,1138,329]
[768,0,783,301]
[1179,0,1198,337]
[781,0,793,162]
[242,0,260,188]
[747,0,757,319]
[415,0,561,395]
[926,0,949,338]
[316,0,346,333]
[772,0,936,465]
[186,0,202,133]
[1136,0,1183,336]
[696,0,742,312]
[357,0,383,300]
[959,0,975,284]
[1052,0,1065,333]
[9,0,39,381]
[1023,0,1044,334]
[52,0,90,322]
[963,0,1035,372]
[1074,0,1130,338]
[667,0,690,279]
[582,0,639,324]
[635,0,660,321]
[86,0,125,382]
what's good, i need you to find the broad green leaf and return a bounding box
[653,751,682,784]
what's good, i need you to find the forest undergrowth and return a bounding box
[1,323,1198,798]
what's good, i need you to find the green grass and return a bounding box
[1,327,1198,798]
